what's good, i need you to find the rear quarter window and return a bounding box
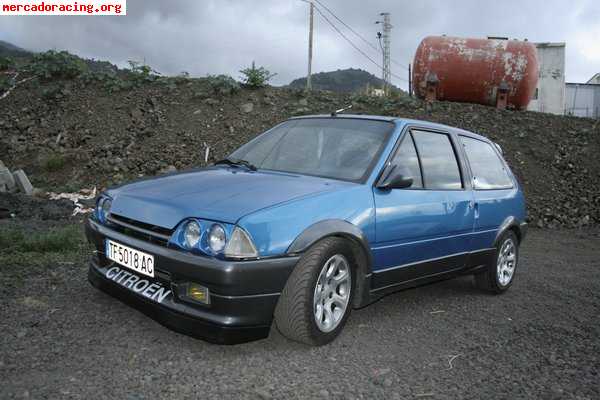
[460,135,513,190]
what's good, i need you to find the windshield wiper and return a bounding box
[214,157,257,171]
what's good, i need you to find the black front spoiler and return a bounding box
[88,264,271,345]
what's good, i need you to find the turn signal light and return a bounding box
[186,283,210,305]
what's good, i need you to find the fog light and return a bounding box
[186,283,210,305]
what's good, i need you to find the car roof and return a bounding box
[288,113,398,122]
[288,114,490,142]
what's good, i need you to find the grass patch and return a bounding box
[41,153,66,172]
[0,224,90,266]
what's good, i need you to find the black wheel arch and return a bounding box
[286,219,374,308]
[494,216,528,246]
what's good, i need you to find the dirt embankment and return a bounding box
[1,75,599,228]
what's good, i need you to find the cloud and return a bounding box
[0,0,598,87]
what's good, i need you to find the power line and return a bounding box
[314,0,409,71]
[311,2,408,83]
[313,0,379,53]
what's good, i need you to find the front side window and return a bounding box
[230,118,394,182]
[411,130,463,190]
[387,133,423,188]
[460,136,513,190]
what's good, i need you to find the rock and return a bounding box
[203,98,219,106]
[241,102,254,113]
[298,98,309,106]
[32,188,46,198]
[0,160,5,168]
[21,296,48,309]
[12,169,34,195]
[158,165,177,175]
[0,167,16,192]
[294,107,310,114]
[0,183,6,193]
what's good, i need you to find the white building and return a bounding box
[586,73,600,85]
[565,75,600,119]
[527,42,566,115]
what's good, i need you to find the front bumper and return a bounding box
[85,218,299,344]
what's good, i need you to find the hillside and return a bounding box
[289,68,397,93]
[0,40,30,57]
[0,51,599,229]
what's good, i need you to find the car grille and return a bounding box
[107,213,173,248]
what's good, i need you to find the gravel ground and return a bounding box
[1,228,599,399]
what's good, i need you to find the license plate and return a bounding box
[105,239,155,278]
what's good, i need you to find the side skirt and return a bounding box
[368,248,495,301]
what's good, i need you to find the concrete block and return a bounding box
[12,169,34,195]
[0,167,16,191]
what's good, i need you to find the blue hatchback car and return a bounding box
[86,114,527,345]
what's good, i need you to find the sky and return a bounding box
[1,0,599,90]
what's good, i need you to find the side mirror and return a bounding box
[377,169,414,190]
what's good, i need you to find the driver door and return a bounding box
[371,128,475,288]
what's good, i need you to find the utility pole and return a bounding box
[376,12,392,95]
[306,1,314,92]
[408,63,412,97]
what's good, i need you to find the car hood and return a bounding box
[107,167,350,229]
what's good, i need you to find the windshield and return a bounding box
[229,118,394,182]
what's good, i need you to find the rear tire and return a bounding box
[475,230,519,293]
[274,237,356,346]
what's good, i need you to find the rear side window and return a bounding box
[388,134,423,188]
[412,130,462,190]
[460,136,513,190]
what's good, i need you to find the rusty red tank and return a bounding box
[412,36,538,109]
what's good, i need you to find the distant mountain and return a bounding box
[0,40,31,57]
[0,40,118,74]
[288,68,397,93]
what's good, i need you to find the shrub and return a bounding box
[42,153,66,171]
[41,84,65,101]
[0,75,12,92]
[127,60,159,84]
[80,70,133,93]
[0,56,15,71]
[206,74,240,95]
[239,61,276,88]
[29,50,87,80]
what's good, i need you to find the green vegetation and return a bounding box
[206,74,240,95]
[80,60,162,93]
[127,60,159,84]
[240,61,276,88]
[0,75,12,92]
[40,83,67,101]
[41,153,66,172]
[29,50,87,80]
[0,224,89,266]
[80,70,132,93]
[0,56,15,71]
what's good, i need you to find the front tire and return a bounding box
[475,230,519,293]
[274,237,355,346]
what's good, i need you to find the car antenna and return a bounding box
[331,104,352,117]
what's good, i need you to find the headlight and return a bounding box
[101,198,112,215]
[96,197,112,223]
[184,220,201,248]
[224,227,258,258]
[208,224,226,253]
